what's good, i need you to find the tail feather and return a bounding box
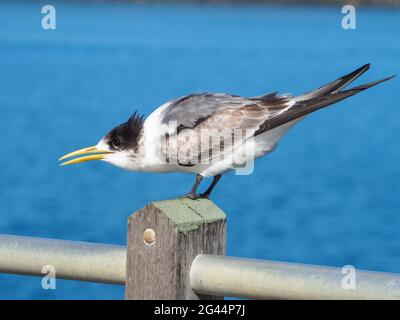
[255,67,395,135]
[345,75,395,91]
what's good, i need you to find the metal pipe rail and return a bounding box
[1,234,400,299]
[190,254,400,300]
[0,234,125,285]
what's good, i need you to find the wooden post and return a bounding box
[125,198,226,300]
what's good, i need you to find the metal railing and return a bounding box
[1,234,400,299]
[0,234,125,285]
[190,254,400,300]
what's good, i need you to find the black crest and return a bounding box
[106,112,144,151]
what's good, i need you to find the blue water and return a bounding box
[0,1,399,299]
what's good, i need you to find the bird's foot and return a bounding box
[182,193,201,200]
[199,193,210,199]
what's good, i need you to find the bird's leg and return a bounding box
[184,174,203,199]
[200,174,222,199]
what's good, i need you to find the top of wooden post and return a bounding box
[152,198,226,234]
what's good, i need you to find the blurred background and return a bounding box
[0,1,399,299]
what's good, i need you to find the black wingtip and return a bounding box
[353,63,370,74]
[330,63,371,93]
[352,63,370,76]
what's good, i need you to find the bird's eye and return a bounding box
[112,138,122,148]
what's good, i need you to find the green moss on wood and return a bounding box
[152,198,226,233]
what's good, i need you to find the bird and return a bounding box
[59,64,394,199]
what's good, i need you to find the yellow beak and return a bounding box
[59,146,113,166]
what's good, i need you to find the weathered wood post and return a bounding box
[125,198,226,300]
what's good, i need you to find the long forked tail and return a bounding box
[258,64,395,133]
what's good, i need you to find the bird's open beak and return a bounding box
[59,146,113,166]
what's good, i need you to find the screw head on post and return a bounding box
[143,228,156,245]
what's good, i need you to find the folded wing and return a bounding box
[157,64,394,166]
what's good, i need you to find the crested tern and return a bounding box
[59,64,394,198]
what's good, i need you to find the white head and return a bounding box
[59,113,145,171]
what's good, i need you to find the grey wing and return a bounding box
[161,93,249,129]
[157,64,395,167]
[161,92,292,129]
[160,93,293,166]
